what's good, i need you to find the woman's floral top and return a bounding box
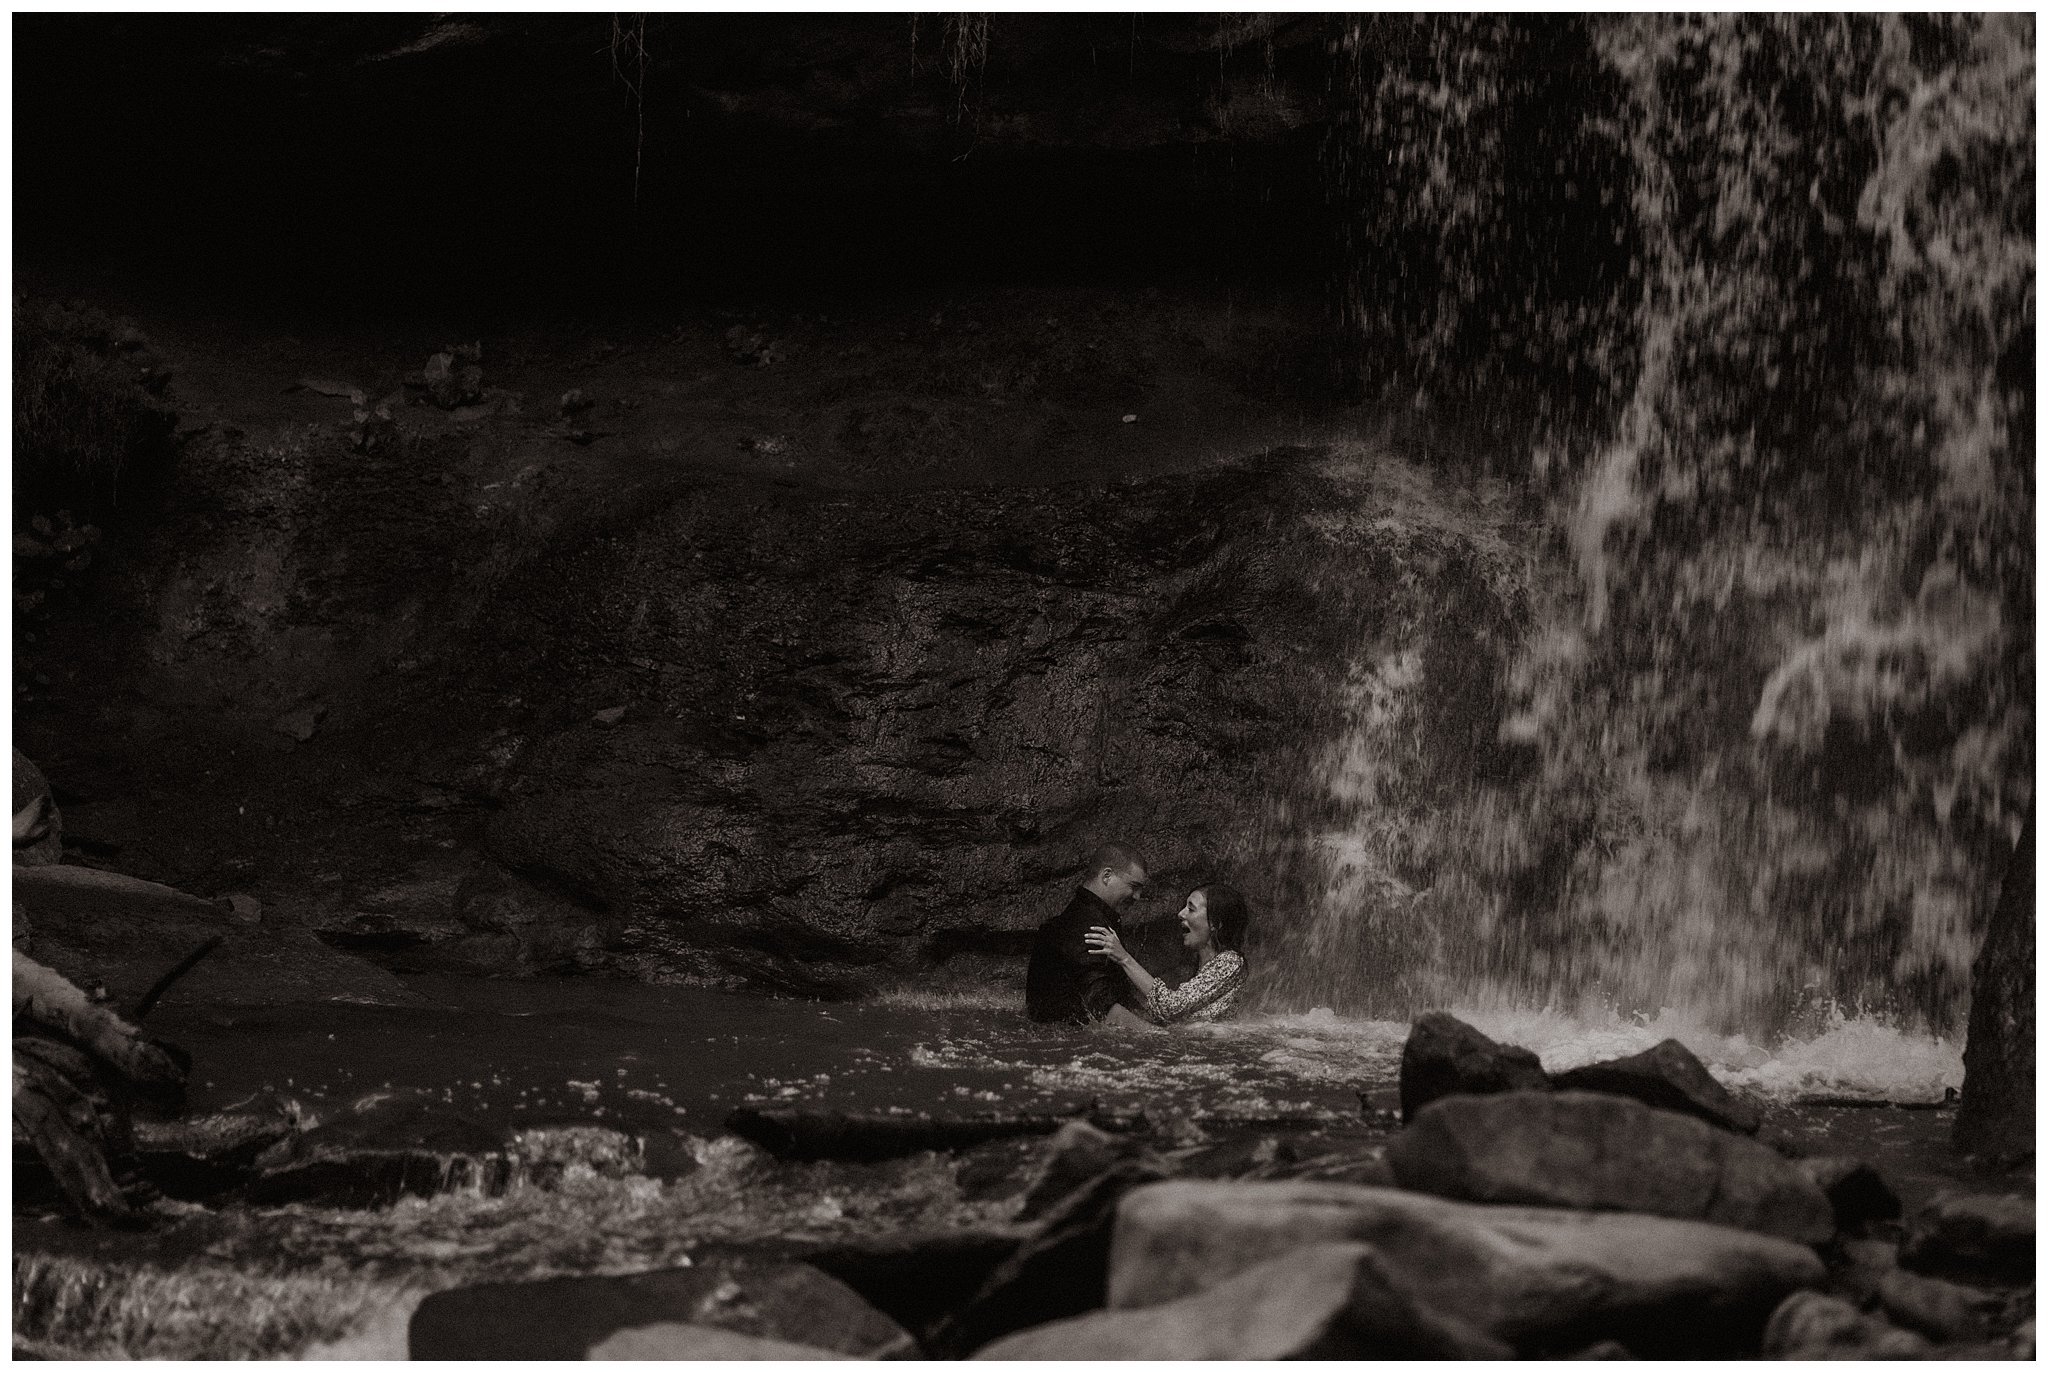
[1147,951,1246,1025]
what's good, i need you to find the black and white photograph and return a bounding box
[10,11,2034,1360]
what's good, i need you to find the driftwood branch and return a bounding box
[14,951,186,1093]
[13,951,191,1223]
[13,1057,132,1222]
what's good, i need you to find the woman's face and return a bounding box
[1178,890,1213,951]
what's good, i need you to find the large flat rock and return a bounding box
[17,863,419,1009]
[975,1242,1510,1359]
[407,1259,911,1359]
[1386,1089,1835,1244]
[1109,1179,1825,1357]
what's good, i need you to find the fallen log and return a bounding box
[13,951,189,1224]
[133,1106,300,1202]
[13,1053,132,1223]
[14,951,186,1102]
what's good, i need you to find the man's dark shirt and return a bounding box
[1026,887,1126,1023]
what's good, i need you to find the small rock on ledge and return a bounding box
[1553,1037,1760,1134]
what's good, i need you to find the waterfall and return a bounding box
[1266,15,2032,1036]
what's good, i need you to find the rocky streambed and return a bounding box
[12,985,2033,1360]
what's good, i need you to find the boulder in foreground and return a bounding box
[1387,1090,1835,1244]
[1553,1037,1760,1134]
[1398,1011,1550,1122]
[973,1242,1509,1359]
[407,1260,910,1359]
[1109,1179,1824,1357]
[925,1158,1172,1357]
[585,1324,854,1359]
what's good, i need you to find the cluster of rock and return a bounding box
[292,1012,2031,1360]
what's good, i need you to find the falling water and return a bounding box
[1264,14,2032,1037]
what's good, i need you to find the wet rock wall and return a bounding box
[463,452,1526,994]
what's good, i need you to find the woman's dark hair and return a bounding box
[1197,883,1251,959]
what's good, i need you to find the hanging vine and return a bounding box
[610,13,649,204]
[910,13,991,129]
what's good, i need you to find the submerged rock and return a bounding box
[1553,1037,1760,1134]
[973,1242,1510,1360]
[1109,1179,1825,1357]
[407,1259,912,1359]
[1899,1191,2035,1282]
[1398,1011,1550,1123]
[249,1100,509,1208]
[242,1102,651,1209]
[1760,1291,1934,1359]
[1386,1090,1835,1244]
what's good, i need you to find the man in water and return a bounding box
[1025,842,1149,1023]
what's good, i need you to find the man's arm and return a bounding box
[1046,910,1126,1021]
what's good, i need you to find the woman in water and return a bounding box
[1084,883,1249,1026]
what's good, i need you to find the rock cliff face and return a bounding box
[461,451,1523,993]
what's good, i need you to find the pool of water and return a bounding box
[150,976,1413,1136]
[150,974,1965,1135]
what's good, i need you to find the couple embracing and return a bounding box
[1024,843,1249,1028]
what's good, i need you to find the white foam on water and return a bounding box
[1452,1002,1963,1104]
[862,994,1960,1109]
[1144,1002,1961,1105]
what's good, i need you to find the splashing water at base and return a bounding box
[1288,13,2030,1038]
[1449,1003,1962,1105]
